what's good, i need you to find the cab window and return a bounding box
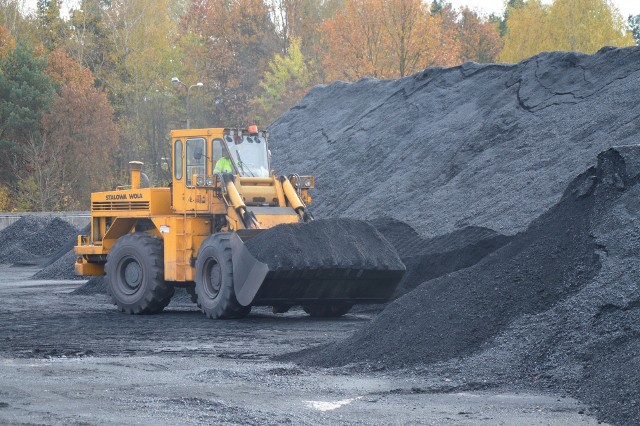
[186,138,205,187]
[174,140,183,180]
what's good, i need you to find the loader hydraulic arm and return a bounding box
[223,175,260,229]
[281,176,313,222]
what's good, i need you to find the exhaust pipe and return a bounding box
[129,161,144,189]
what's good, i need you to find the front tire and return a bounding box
[105,232,174,314]
[195,233,251,319]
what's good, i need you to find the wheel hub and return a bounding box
[122,258,143,292]
[204,259,222,299]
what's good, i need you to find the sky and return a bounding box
[448,0,640,18]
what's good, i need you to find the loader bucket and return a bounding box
[230,219,406,307]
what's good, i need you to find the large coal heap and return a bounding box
[289,146,640,425]
[269,46,640,237]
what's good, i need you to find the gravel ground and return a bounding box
[0,266,603,425]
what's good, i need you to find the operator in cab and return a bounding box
[213,139,233,174]
[214,155,233,174]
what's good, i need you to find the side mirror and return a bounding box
[194,146,203,160]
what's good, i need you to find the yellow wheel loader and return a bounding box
[74,127,405,319]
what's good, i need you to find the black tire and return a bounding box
[303,304,353,317]
[195,233,251,319]
[105,232,174,314]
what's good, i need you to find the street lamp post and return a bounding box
[171,77,203,129]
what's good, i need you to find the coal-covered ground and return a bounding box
[270,46,640,238]
[0,267,599,425]
[286,147,640,426]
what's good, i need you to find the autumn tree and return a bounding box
[320,0,459,81]
[0,0,32,44]
[0,24,14,57]
[256,37,316,124]
[499,0,526,36]
[501,0,634,63]
[500,0,550,62]
[457,7,501,63]
[67,0,110,76]
[96,0,182,184]
[40,49,119,208]
[546,0,634,52]
[182,0,279,127]
[36,0,68,51]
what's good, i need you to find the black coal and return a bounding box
[270,46,640,238]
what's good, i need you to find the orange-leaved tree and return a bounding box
[319,0,460,81]
[39,48,119,209]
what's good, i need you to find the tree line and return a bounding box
[0,0,637,211]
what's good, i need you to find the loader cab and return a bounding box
[170,127,271,214]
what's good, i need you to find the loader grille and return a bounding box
[92,201,150,211]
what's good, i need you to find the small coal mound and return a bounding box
[71,276,106,295]
[369,218,512,298]
[244,218,404,271]
[32,250,84,280]
[32,224,90,280]
[0,216,79,265]
[286,146,640,426]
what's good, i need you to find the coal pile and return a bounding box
[270,46,640,237]
[288,146,640,425]
[0,216,79,265]
[71,275,107,295]
[244,218,404,271]
[32,250,82,280]
[31,223,91,280]
[369,218,511,298]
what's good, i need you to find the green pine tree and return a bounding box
[0,40,56,149]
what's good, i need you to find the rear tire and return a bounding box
[303,304,353,317]
[195,233,251,319]
[105,232,174,314]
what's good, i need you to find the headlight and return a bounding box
[196,176,204,186]
[304,178,312,187]
[206,177,214,186]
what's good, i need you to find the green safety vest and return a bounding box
[214,157,233,174]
